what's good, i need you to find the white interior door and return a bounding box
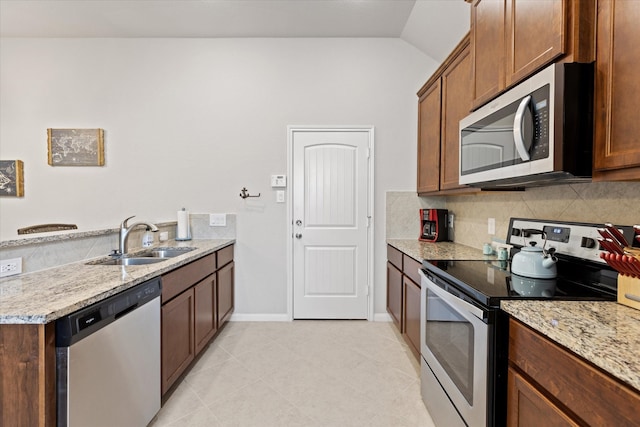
[291,128,372,319]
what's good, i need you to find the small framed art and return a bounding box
[0,160,24,197]
[47,128,105,166]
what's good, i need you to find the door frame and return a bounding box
[286,126,375,321]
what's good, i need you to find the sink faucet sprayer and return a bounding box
[118,216,159,255]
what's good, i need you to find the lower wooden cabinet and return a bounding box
[194,273,217,355]
[386,244,422,361]
[217,261,234,328]
[161,244,235,396]
[386,261,403,328]
[402,276,421,359]
[161,288,195,395]
[507,318,640,426]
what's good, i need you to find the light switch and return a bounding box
[276,190,285,203]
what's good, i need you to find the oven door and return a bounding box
[420,270,490,427]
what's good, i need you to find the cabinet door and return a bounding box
[505,0,566,87]
[594,0,640,180]
[161,289,194,395]
[217,261,234,328]
[402,277,421,361]
[440,41,472,190]
[194,273,217,355]
[507,367,579,427]
[386,262,403,330]
[417,79,442,194]
[471,0,505,108]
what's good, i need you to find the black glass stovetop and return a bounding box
[422,257,618,308]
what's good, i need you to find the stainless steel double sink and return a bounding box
[89,247,196,266]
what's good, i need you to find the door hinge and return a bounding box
[366,285,370,296]
[366,148,371,159]
[367,216,372,228]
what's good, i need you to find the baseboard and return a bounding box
[373,312,392,322]
[229,313,291,322]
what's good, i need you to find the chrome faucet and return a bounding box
[118,216,159,255]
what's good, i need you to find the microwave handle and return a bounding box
[513,95,532,161]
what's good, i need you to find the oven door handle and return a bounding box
[420,270,487,321]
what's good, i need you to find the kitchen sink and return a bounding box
[88,247,196,266]
[139,247,197,258]
[93,257,166,266]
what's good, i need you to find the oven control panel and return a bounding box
[507,219,635,264]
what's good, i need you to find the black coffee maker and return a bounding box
[419,209,448,242]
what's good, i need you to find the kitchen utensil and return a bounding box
[511,241,558,279]
[604,223,630,247]
[597,238,623,255]
[597,228,626,253]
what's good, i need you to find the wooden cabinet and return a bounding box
[417,33,476,195]
[194,273,217,355]
[417,80,442,194]
[386,246,403,328]
[161,288,195,395]
[471,0,505,108]
[386,245,422,361]
[471,0,595,109]
[387,263,403,328]
[217,261,235,328]
[593,0,640,181]
[0,323,56,427]
[507,318,640,426]
[161,244,235,396]
[402,275,421,360]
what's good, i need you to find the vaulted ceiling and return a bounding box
[0,0,470,62]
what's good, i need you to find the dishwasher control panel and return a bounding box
[55,277,161,346]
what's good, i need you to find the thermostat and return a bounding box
[271,175,287,188]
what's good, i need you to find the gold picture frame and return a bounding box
[0,160,24,197]
[47,128,105,166]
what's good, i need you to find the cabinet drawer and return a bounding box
[403,255,422,286]
[217,244,234,268]
[509,318,640,426]
[162,253,216,303]
[387,245,403,270]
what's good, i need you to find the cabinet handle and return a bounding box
[513,95,532,161]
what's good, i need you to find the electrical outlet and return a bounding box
[488,218,496,235]
[0,257,22,277]
[209,214,226,227]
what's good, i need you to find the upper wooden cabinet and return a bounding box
[417,33,476,195]
[471,0,505,108]
[593,0,640,181]
[471,0,595,109]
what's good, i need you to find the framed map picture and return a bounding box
[47,128,105,166]
[0,160,24,197]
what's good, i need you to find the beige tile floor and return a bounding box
[151,320,435,427]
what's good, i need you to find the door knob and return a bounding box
[295,220,302,226]
[295,233,302,239]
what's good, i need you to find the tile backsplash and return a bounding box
[387,182,640,250]
[0,214,236,274]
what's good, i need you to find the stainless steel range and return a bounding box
[419,218,637,427]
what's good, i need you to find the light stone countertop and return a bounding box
[387,239,496,262]
[0,239,234,324]
[501,300,640,392]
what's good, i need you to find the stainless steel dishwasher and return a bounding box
[56,277,161,427]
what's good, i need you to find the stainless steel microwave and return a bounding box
[459,62,594,188]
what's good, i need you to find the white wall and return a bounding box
[0,37,438,317]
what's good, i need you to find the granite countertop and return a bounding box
[0,239,234,324]
[387,239,496,262]
[502,300,640,392]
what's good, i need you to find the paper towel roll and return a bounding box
[177,209,190,240]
